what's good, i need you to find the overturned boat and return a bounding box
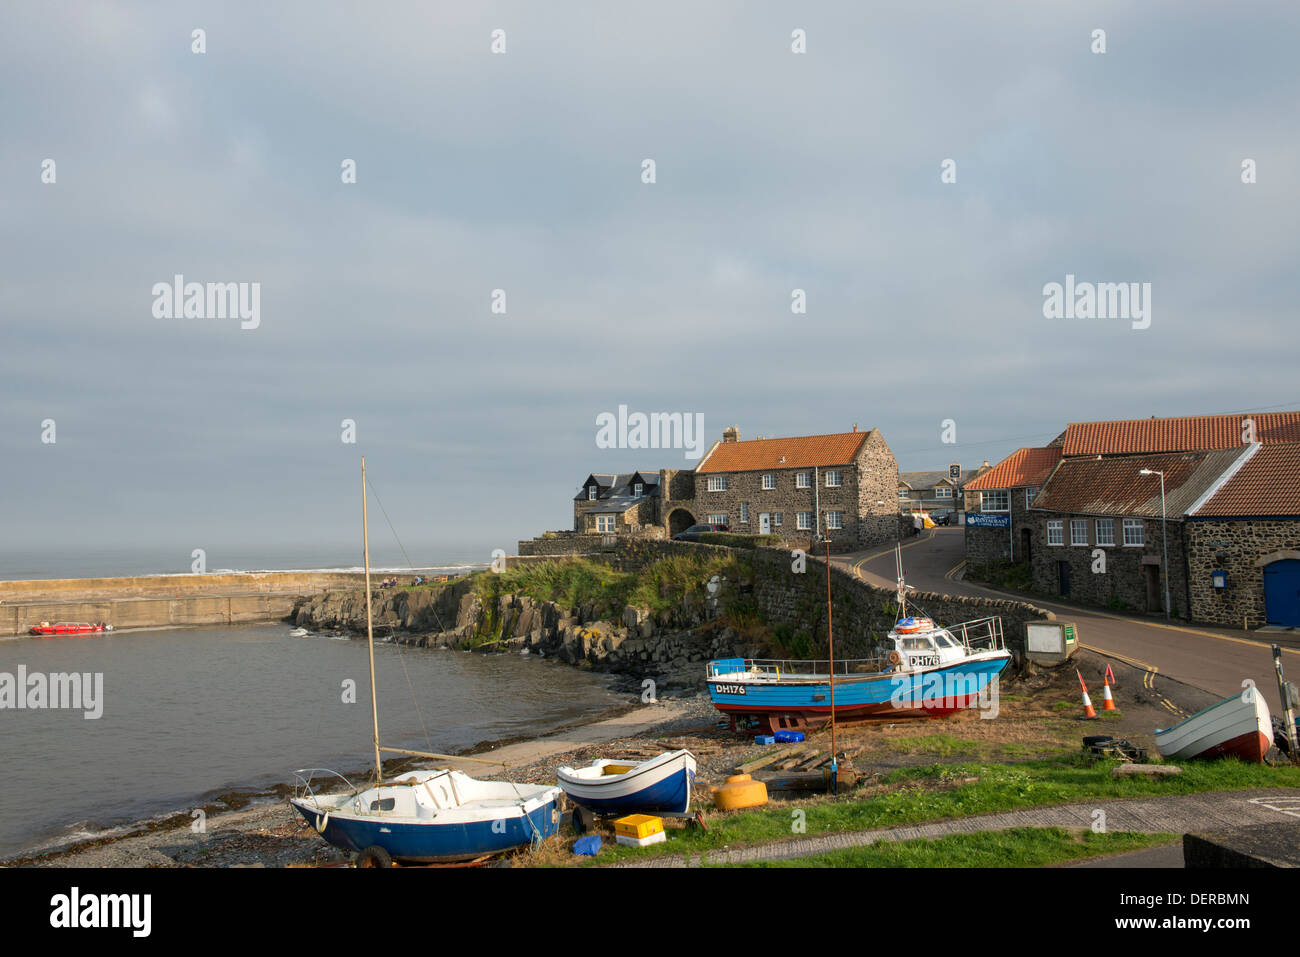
[1155,689,1273,763]
[556,750,696,815]
[30,621,112,637]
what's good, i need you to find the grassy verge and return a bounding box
[563,754,1300,867]
[719,827,1179,868]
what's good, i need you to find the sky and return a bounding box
[2,1,1298,570]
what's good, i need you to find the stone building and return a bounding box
[676,425,899,552]
[962,446,1063,565]
[573,471,661,535]
[898,463,990,520]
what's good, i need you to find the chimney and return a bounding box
[852,424,858,432]
[983,460,989,468]
[722,426,739,444]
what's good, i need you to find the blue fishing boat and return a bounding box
[556,750,696,814]
[707,546,1011,734]
[289,458,561,866]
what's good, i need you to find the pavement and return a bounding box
[831,528,1300,716]
[618,788,1300,868]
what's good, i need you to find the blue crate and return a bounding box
[755,735,776,745]
[774,730,805,743]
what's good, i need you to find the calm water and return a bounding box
[0,623,625,859]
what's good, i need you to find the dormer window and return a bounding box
[588,486,597,500]
[633,483,644,497]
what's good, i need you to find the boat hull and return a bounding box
[290,796,560,863]
[557,751,696,814]
[1155,691,1273,763]
[707,652,1010,731]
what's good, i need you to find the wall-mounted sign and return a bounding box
[966,513,1010,528]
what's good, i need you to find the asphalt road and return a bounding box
[833,527,1300,716]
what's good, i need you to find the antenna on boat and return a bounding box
[362,457,383,784]
[895,543,909,620]
[824,536,838,794]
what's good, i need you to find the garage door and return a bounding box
[1264,559,1300,627]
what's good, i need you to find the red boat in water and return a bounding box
[29,621,113,637]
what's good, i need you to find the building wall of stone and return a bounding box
[854,431,901,549]
[963,486,1033,566]
[1024,510,1190,616]
[1187,519,1300,627]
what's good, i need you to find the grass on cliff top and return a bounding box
[718,827,1178,868]
[473,553,753,619]
[556,754,1300,867]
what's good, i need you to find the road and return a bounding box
[832,527,1299,716]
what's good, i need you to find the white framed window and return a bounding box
[825,470,842,487]
[772,512,783,526]
[897,489,911,499]
[826,510,843,530]
[796,472,811,489]
[633,482,643,497]
[935,486,953,499]
[707,475,728,492]
[595,514,615,533]
[981,490,1009,513]
[588,486,597,500]
[1025,486,1040,507]
[762,474,775,490]
[1123,518,1144,547]
[1095,519,1115,546]
[796,511,813,530]
[1047,520,1064,546]
[708,513,728,526]
[740,502,750,523]
[1070,519,1088,546]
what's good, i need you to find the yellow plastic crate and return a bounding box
[613,814,664,840]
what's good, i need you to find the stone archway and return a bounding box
[668,508,696,537]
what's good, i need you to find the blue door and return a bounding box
[1264,559,1300,627]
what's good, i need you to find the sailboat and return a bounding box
[289,458,562,866]
[706,543,1010,735]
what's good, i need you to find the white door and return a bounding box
[759,513,771,535]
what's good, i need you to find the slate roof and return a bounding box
[1062,412,1300,456]
[1192,443,1300,518]
[1030,448,1249,519]
[696,430,873,474]
[964,448,1064,491]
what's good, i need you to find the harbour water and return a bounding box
[0,622,626,860]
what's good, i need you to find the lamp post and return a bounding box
[1138,468,1170,620]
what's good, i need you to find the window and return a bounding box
[1047,520,1064,546]
[826,511,843,530]
[633,482,643,497]
[708,513,728,526]
[1025,486,1040,508]
[981,490,1009,513]
[898,489,911,499]
[588,486,597,500]
[796,511,813,530]
[596,514,615,533]
[1070,519,1088,546]
[1123,518,1144,546]
[707,475,728,492]
[825,470,842,487]
[796,472,811,489]
[1095,519,1115,546]
[772,512,783,526]
[762,474,775,490]
[739,502,749,523]
[935,487,953,499]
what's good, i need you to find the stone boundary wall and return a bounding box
[0,570,377,604]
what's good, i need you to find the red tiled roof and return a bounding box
[963,448,1063,491]
[1030,448,1248,518]
[1062,412,1300,456]
[695,430,872,474]
[1193,443,1300,517]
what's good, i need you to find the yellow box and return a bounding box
[613,814,664,840]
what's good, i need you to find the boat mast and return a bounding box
[895,543,908,619]
[362,457,382,784]
[824,536,837,793]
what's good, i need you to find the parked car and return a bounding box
[673,523,729,542]
[931,509,954,526]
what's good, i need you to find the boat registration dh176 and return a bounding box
[711,683,746,695]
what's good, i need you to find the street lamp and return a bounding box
[1138,469,1170,620]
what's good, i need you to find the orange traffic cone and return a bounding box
[1101,677,1117,711]
[1077,669,1097,719]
